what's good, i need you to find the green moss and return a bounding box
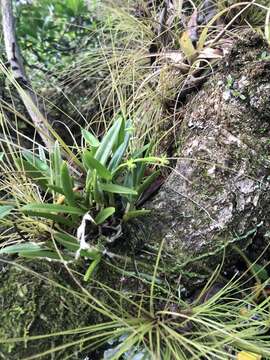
[0,260,93,359]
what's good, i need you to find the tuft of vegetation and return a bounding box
[0,115,166,280]
[1,245,270,359]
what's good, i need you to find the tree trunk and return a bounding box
[125,33,270,270]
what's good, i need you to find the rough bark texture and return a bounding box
[128,34,270,265]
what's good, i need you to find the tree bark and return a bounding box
[125,33,270,271]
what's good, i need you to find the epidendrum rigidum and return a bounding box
[0,116,167,280]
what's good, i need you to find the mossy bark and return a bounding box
[127,34,270,267]
[0,259,96,359]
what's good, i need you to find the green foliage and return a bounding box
[0,205,15,219]
[0,260,94,358]
[15,0,94,72]
[0,117,165,280]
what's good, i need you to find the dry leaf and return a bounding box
[155,51,190,73]
[179,31,197,62]
[198,47,223,60]
[160,51,184,63]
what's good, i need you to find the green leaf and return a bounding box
[84,256,101,281]
[21,204,84,216]
[82,247,101,260]
[0,242,43,255]
[95,207,115,225]
[94,118,122,165]
[19,250,71,260]
[100,183,137,196]
[22,150,50,174]
[38,145,47,163]
[21,203,85,215]
[114,116,125,152]
[197,8,227,52]
[83,152,112,180]
[91,170,103,204]
[131,143,152,187]
[66,0,83,14]
[82,129,100,147]
[0,152,4,161]
[132,143,150,159]
[108,142,128,173]
[21,211,75,226]
[51,141,63,188]
[54,232,79,252]
[108,120,132,171]
[85,169,94,203]
[123,209,151,222]
[179,31,197,61]
[61,162,76,206]
[0,205,15,219]
[137,170,161,196]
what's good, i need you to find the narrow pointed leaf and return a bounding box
[61,162,76,206]
[84,256,101,281]
[51,141,63,187]
[20,250,72,261]
[131,143,151,187]
[21,210,75,226]
[82,129,100,147]
[54,232,79,251]
[180,31,197,61]
[108,120,132,171]
[132,143,150,158]
[0,242,43,255]
[114,116,125,151]
[137,170,161,196]
[83,152,112,180]
[47,185,65,194]
[94,118,122,165]
[100,183,137,195]
[21,203,85,215]
[22,150,50,174]
[38,145,47,163]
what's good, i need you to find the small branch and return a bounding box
[1,0,54,150]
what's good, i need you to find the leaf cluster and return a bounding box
[0,117,166,279]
